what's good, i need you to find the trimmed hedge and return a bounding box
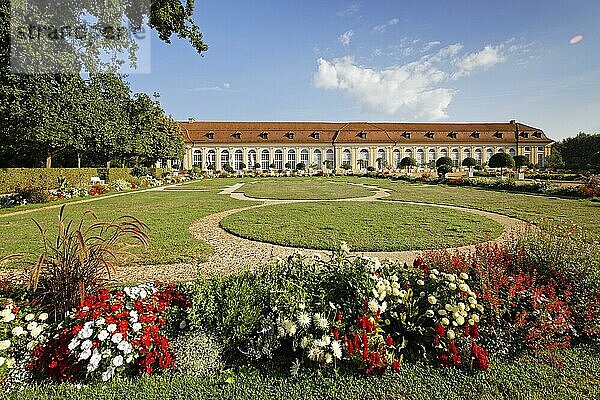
[0,168,133,194]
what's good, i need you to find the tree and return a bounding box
[513,155,529,173]
[296,162,306,171]
[545,151,565,170]
[400,157,417,171]
[488,153,515,176]
[436,156,453,168]
[462,157,477,172]
[590,152,600,172]
[341,162,352,171]
[553,132,600,170]
[437,164,452,177]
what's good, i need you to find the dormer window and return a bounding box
[357,131,367,139]
[493,131,503,139]
[285,131,294,139]
[532,131,542,138]
[259,132,269,140]
[520,131,529,138]
[206,131,214,140]
[232,132,241,139]
[448,131,457,139]
[402,131,411,139]
[471,131,480,139]
[310,131,320,140]
[425,131,435,139]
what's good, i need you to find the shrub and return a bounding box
[400,157,417,169]
[296,163,306,171]
[462,157,477,169]
[437,164,452,177]
[488,153,515,175]
[341,162,351,171]
[436,157,453,168]
[366,166,376,172]
[27,206,149,320]
[0,187,51,208]
[130,166,148,178]
[171,330,223,376]
[110,179,129,192]
[513,155,529,173]
[88,184,110,196]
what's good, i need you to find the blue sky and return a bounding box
[127,1,600,140]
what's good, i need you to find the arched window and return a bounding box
[417,149,425,165]
[404,148,413,159]
[207,150,216,169]
[485,148,494,162]
[498,148,505,153]
[428,148,436,163]
[440,148,448,159]
[193,149,202,167]
[261,149,270,170]
[392,149,400,169]
[325,149,334,169]
[220,150,230,169]
[274,149,283,170]
[509,148,516,157]
[358,149,369,169]
[247,150,257,169]
[474,148,482,162]
[451,148,459,167]
[287,149,296,169]
[342,149,351,164]
[300,149,309,165]
[377,149,386,170]
[312,149,322,168]
[234,150,243,170]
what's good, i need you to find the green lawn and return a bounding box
[239,178,376,200]
[8,348,599,400]
[169,177,255,190]
[0,190,248,266]
[338,177,600,233]
[220,201,503,252]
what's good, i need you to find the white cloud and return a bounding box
[421,41,441,53]
[453,45,505,78]
[337,3,360,17]
[372,18,400,33]
[189,83,233,92]
[338,30,354,46]
[313,41,520,119]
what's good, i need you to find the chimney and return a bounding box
[188,117,194,123]
[509,119,516,124]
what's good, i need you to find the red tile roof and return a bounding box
[179,121,552,145]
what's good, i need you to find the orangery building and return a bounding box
[179,120,553,172]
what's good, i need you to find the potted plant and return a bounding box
[513,155,529,180]
[488,153,515,180]
[400,157,417,175]
[462,157,477,178]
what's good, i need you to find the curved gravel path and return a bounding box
[186,182,528,277]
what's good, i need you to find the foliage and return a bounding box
[435,157,453,168]
[461,157,477,168]
[513,155,529,172]
[400,157,417,168]
[0,187,51,208]
[28,206,149,320]
[436,164,452,177]
[488,153,515,172]
[171,330,223,376]
[553,132,600,170]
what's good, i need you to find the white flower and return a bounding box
[437,309,447,316]
[468,297,477,305]
[431,269,439,275]
[113,355,124,367]
[118,341,132,354]
[297,312,311,328]
[427,295,437,305]
[313,314,329,330]
[95,318,105,326]
[455,315,465,325]
[79,349,92,360]
[425,310,435,318]
[129,310,138,319]
[448,283,457,291]
[126,355,134,364]
[101,369,113,381]
[111,333,123,344]
[460,273,469,280]
[331,340,342,359]
[300,336,309,348]
[322,335,331,346]
[298,303,305,311]
[476,304,484,312]
[26,321,38,331]
[80,339,92,351]
[107,324,117,333]
[78,327,92,339]
[324,353,333,364]
[68,338,80,350]
[308,347,324,362]
[459,283,469,292]
[472,314,480,323]
[2,313,15,323]
[98,330,109,341]
[368,299,379,314]
[26,340,38,351]
[340,241,351,253]
[0,357,4,366]
[24,313,35,322]
[0,340,11,350]
[416,279,425,286]
[11,326,25,336]
[89,352,102,368]
[441,318,450,326]
[132,322,142,332]
[5,358,15,369]
[446,274,456,282]
[0,307,11,318]
[38,313,49,321]
[447,329,456,340]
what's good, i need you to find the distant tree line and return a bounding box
[0,73,184,168]
[549,132,600,171]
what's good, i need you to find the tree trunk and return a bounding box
[45,154,52,168]
[77,153,81,168]
[106,161,111,169]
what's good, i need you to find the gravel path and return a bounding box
[184,183,528,277]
